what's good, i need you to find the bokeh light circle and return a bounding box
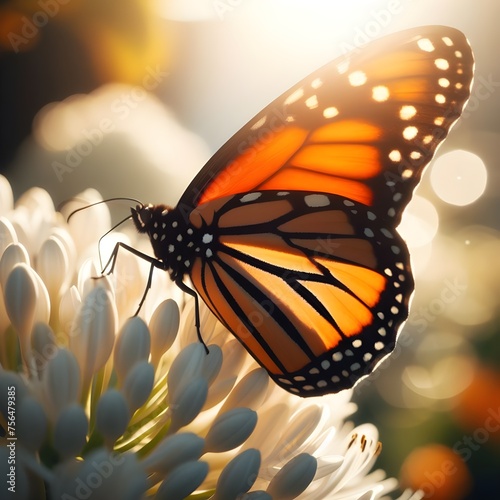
[430,150,487,206]
[398,195,439,249]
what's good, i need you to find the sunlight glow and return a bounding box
[155,0,386,25]
[403,355,474,400]
[399,195,439,249]
[32,84,210,199]
[430,150,487,206]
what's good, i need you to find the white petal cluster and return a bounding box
[0,175,420,499]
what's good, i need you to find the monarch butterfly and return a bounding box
[106,26,474,397]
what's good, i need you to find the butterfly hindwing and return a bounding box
[179,25,474,225]
[187,190,413,396]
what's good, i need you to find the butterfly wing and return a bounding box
[167,25,474,397]
[178,25,474,224]
[187,190,412,396]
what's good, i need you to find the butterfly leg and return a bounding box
[98,241,168,315]
[133,261,156,316]
[175,279,208,354]
[99,243,209,353]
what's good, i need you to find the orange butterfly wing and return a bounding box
[162,26,474,396]
[179,26,474,223]
[187,191,412,396]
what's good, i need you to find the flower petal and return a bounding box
[42,348,80,419]
[122,361,155,412]
[214,448,261,500]
[64,189,111,254]
[69,286,116,390]
[31,322,58,376]
[17,396,48,452]
[59,285,81,337]
[53,403,88,459]
[31,266,51,325]
[205,408,257,453]
[203,339,247,410]
[4,263,37,371]
[169,378,208,433]
[219,368,269,414]
[141,432,205,475]
[96,389,130,446]
[3,260,51,335]
[155,460,208,500]
[0,175,14,215]
[114,316,151,385]
[266,404,322,463]
[0,217,17,255]
[16,186,55,215]
[52,448,147,500]
[266,453,317,500]
[167,342,206,400]
[0,243,29,291]
[149,298,179,367]
[35,236,70,300]
[201,344,223,386]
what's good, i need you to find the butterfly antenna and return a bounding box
[65,197,144,223]
[64,197,144,271]
[97,215,134,272]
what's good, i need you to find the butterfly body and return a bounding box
[130,26,473,397]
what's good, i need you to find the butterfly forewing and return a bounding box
[179,26,473,224]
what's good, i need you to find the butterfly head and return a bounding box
[131,203,156,233]
[130,203,181,265]
[132,202,174,228]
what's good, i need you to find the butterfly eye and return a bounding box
[131,204,152,232]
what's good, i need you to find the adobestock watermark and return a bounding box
[457,73,500,123]
[353,326,413,394]
[61,452,126,500]
[354,276,467,393]
[8,0,71,53]
[338,0,404,55]
[453,405,500,462]
[407,277,467,334]
[213,0,243,21]
[416,407,500,497]
[415,454,461,499]
[176,103,291,223]
[51,65,168,183]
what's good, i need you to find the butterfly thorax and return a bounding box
[131,203,202,281]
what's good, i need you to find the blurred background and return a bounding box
[1,0,499,498]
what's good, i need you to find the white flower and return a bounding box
[0,175,422,499]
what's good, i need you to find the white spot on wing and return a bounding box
[311,77,323,89]
[285,88,304,105]
[240,192,262,203]
[323,106,339,119]
[372,85,389,102]
[250,116,267,130]
[305,194,330,207]
[348,70,367,86]
[305,95,319,109]
[417,38,435,52]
